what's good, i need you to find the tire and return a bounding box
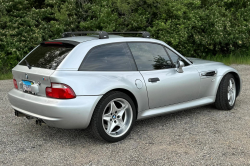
[215,73,237,110]
[90,91,136,142]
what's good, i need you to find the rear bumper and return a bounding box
[8,89,102,129]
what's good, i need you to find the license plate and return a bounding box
[22,80,33,92]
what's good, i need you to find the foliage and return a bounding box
[0,0,250,74]
[204,48,250,66]
[0,0,80,73]
[0,72,12,80]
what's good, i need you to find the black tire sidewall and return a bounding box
[216,73,236,110]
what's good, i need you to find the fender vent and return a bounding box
[200,71,217,77]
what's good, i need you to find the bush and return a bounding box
[0,0,80,73]
[0,0,250,73]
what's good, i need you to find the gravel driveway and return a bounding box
[0,65,250,166]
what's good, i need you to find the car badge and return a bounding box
[112,115,116,119]
[25,73,28,79]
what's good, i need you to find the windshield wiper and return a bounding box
[25,60,31,69]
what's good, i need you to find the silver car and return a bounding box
[8,31,241,142]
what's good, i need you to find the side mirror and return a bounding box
[176,60,184,73]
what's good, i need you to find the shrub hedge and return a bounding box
[0,0,250,72]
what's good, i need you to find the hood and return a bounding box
[188,57,223,66]
[187,57,226,73]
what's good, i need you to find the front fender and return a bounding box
[216,66,242,97]
[193,63,241,99]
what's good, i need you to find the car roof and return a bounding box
[54,35,124,43]
[53,34,167,44]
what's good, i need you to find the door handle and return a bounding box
[148,77,160,82]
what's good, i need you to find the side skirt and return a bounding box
[137,96,215,120]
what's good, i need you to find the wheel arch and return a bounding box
[91,88,139,121]
[106,88,139,119]
[216,71,241,98]
[88,88,139,142]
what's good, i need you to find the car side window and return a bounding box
[79,43,137,71]
[128,43,173,71]
[165,47,190,66]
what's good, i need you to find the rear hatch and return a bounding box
[12,41,77,97]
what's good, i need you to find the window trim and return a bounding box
[163,46,175,67]
[127,42,182,71]
[78,42,138,72]
[78,41,192,72]
[126,42,139,71]
[164,46,192,66]
[164,47,190,67]
[126,41,191,66]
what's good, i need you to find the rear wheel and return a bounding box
[90,91,136,142]
[215,73,236,110]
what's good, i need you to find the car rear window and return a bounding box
[19,43,75,70]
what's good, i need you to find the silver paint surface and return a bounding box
[140,66,200,109]
[8,36,242,129]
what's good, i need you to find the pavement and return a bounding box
[0,64,250,166]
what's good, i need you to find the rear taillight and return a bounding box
[46,83,76,99]
[13,79,18,89]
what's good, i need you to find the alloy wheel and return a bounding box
[102,98,133,138]
[228,78,236,106]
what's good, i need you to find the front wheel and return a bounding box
[215,73,237,110]
[90,91,136,142]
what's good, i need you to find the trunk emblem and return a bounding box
[43,77,46,81]
[25,73,28,79]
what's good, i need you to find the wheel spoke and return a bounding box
[103,114,111,121]
[117,118,125,129]
[117,108,125,117]
[110,101,118,113]
[229,80,233,89]
[117,104,128,117]
[107,121,117,134]
[118,102,126,109]
[231,92,234,100]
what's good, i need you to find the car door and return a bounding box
[128,42,200,109]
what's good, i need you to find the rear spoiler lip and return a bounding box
[41,40,80,46]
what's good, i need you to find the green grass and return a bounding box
[0,72,13,80]
[203,48,250,65]
[204,54,250,66]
